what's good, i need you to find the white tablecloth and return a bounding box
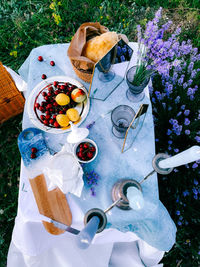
[7,44,167,266]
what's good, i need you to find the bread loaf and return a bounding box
[82,32,118,63]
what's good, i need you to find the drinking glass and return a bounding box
[111,105,135,138]
[126,66,150,102]
[97,49,115,82]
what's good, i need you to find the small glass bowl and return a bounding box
[73,138,98,163]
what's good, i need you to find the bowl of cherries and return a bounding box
[74,139,98,163]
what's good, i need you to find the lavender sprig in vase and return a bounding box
[126,31,153,102]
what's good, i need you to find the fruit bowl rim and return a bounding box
[27,75,90,134]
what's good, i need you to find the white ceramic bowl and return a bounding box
[73,138,98,163]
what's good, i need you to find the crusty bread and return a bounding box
[82,32,118,63]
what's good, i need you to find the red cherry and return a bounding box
[48,87,53,91]
[44,96,49,101]
[46,104,52,109]
[50,61,55,66]
[54,90,60,95]
[50,108,54,112]
[79,147,84,152]
[49,119,54,125]
[46,115,50,120]
[42,92,47,97]
[45,110,50,115]
[47,92,52,97]
[89,146,96,152]
[31,153,37,159]
[57,85,61,89]
[78,152,83,158]
[31,147,37,153]
[79,144,83,148]
[35,103,40,109]
[38,56,43,62]
[87,152,93,159]
[59,110,64,114]
[53,115,57,119]
[39,106,44,112]
[43,119,49,125]
[40,115,45,120]
[41,74,47,79]
[54,121,59,128]
[60,85,65,90]
[83,143,89,149]
[53,102,58,107]
[53,81,58,86]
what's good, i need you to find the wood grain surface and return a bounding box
[29,173,72,235]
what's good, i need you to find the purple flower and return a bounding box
[155,91,163,100]
[175,96,180,103]
[177,111,182,117]
[194,179,198,185]
[176,210,180,215]
[184,110,190,116]
[181,105,185,110]
[192,163,198,168]
[195,136,200,143]
[183,190,189,197]
[86,121,95,129]
[185,130,190,135]
[192,188,198,195]
[184,118,190,125]
[168,140,172,144]
[167,129,172,135]
[174,148,179,153]
[187,62,194,72]
[183,82,188,89]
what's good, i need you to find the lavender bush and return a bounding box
[139,8,200,265]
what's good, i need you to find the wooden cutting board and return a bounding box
[29,173,72,235]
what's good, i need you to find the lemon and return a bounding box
[66,108,80,122]
[55,93,70,106]
[56,114,70,127]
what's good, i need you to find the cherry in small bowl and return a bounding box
[74,139,98,163]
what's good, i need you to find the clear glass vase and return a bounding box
[97,50,115,82]
[126,66,150,102]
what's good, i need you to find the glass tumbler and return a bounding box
[111,105,135,138]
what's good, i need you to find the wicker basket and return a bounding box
[70,59,93,83]
[0,62,25,124]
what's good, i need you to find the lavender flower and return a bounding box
[86,121,95,129]
[184,118,190,125]
[195,136,200,143]
[183,190,189,197]
[176,210,180,215]
[185,130,190,135]
[192,163,198,169]
[184,110,190,116]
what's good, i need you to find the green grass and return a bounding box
[0,0,200,266]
